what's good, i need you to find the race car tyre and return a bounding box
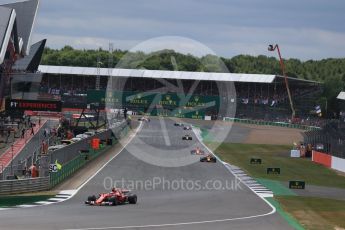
[88,195,97,202]
[108,196,118,206]
[128,195,137,204]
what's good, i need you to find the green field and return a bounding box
[276,196,345,230]
[210,142,345,189]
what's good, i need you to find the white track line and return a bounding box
[63,211,278,230]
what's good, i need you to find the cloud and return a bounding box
[29,0,345,60]
[32,33,140,50]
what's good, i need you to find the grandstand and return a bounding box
[37,65,322,122]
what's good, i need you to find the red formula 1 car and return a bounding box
[85,188,137,206]
[190,147,205,155]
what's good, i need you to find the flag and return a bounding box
[55,159,62,170]
[315,105,321,114]
[241,98,249,104]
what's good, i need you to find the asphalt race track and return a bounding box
[0,118,293,230]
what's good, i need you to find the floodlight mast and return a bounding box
[268,44,295,121]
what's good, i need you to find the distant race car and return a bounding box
[182,134,193,140]
[85,188,137,206]
[191,147,205,155]
[200,154,217,163]
[183,126,192,130]
[174,123,184,127]
[138,117,150,122]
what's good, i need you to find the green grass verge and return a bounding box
[276,196,345,230]
[210,142,345,189]
[0,195,54,208]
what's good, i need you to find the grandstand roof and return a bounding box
[38,65,276,83]
[337,92,345,101]
[38,65,321,84]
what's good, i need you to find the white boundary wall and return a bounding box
[331,156,345,173]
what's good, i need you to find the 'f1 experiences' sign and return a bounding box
[6,99,62,112]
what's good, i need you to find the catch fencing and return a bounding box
[223,117,321,131]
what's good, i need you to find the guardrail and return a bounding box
[49,125,129,188]
[0,177,50,195]
[223,117,321,131]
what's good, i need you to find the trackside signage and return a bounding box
[5,99,62,112]
[267,167,280,174]
[250,158,262,164]
[289,181,305,189]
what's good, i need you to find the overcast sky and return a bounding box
[3,0,345,60]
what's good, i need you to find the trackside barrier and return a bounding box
[331,156,345,173]
[312,150,332,168]
[49,126,130,188]
[223,117,321,131]
[0,177,50,195]
[311,150,345,174]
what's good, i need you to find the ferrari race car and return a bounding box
[190,147,205,155]
[200,154,217,163]
[174,122,184,127]
[182,134,193,140]
[183,126,192,130]
[85,188,137,206]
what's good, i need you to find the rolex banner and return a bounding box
[87,90,218,119]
